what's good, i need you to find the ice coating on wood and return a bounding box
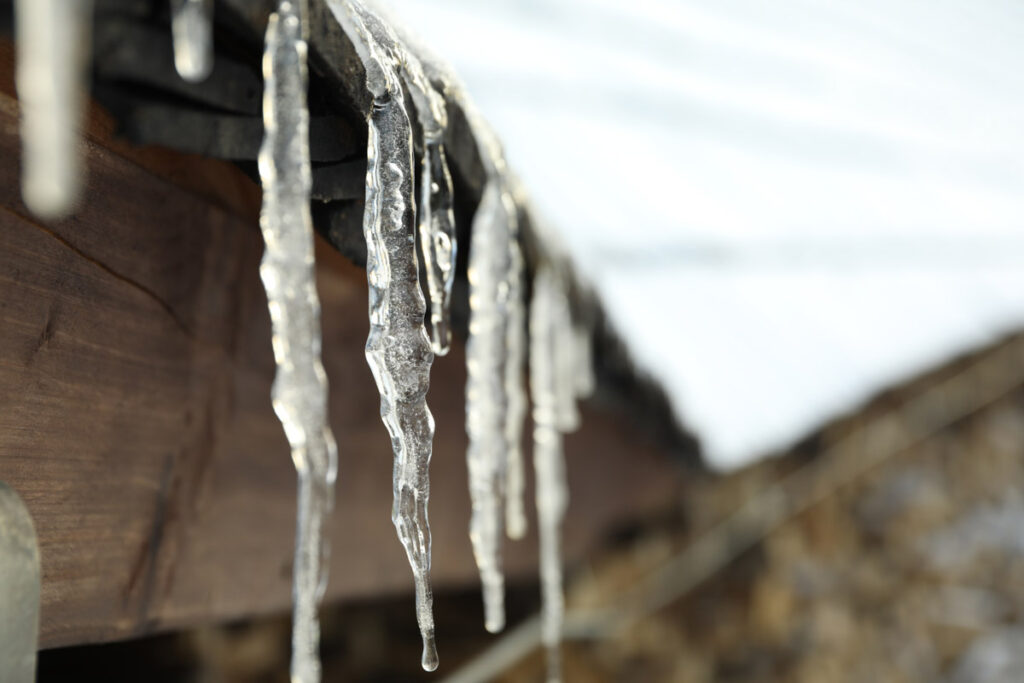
[257,3,338,682]
[15,0,92,220]
[503,200,528,542]
[170,0,214,83]
[327,0,439,671]
[465,180,513,633]
[530,266,571,683]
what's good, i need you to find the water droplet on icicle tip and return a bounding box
[15,0,92,220]
[170,0,214,83]
[258,2,338,682]
[328,0,441,667]
[421,632,439,672]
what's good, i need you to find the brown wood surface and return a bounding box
[0,60,683,648]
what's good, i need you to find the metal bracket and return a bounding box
[0,482,40,683]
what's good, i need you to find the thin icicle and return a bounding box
[328,1,439,670]
[459,96,532,629]
[417,138,457,356]
[399,46,456,357]
[401,29,524,632]
[257,3,338,683]
[465,181,512,633]
[572,324,596,399]
[170,0,214,83]
[503,195,529,541]
[554,297,581,433]
[531,267,571,683]
[15,0,92,220]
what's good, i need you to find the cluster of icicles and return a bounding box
[14,0,595,681]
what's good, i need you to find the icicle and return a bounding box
[170,0,214,83]
[455,91,532,627]
[530,266,571,683]
[399,47,456,357]
[328,1,439,670]
[257,3,338,683]
[503,196,528,541]
[395,17,532,627]
[15,0,92,220]
[572,324,596,399]
[554,297,581,434]
[465,181,512,633]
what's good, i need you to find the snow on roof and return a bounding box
[385,0,1024,469]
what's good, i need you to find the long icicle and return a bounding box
[531,266,571,683]
[170,0,214,83]
[461,99,528,629]
[387,11,531,631]
[465,180,513,633]
[257,3,338,682]
[328,1,439,670]
[15,0,92,220]
[503,195,529,541]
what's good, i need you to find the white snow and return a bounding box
[382,0,1024,469]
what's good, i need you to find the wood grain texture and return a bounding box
[0,72,682,649]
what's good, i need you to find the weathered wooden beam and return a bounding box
[0,71,684,650]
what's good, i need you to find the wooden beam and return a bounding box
[0,85,683,647]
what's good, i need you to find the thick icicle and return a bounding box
[170,0,214,83]
[465,181,513,633]
[15,0,92,219]
[530,267,571,683]
[328,1,439,670]
[257,3,338,683]
[503,196,528,541]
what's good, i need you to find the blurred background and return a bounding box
[18,0,1024,681]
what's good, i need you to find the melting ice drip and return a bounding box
[170,0,213,83]
[14,0,93,220]
[327,0,441,671]
[530,266,578,683]
[257,2,339,682]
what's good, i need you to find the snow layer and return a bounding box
[383,0,1024,469]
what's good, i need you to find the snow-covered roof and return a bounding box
[385,0,1024,469]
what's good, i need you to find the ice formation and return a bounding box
[465,180,513,633]
[327,0,440,671]
[170,0,214,83]
[257,2,339,682]
[400,55,456,357]
[503,211,528,542]
[572,324,596,399]
[15,0,92,219]
[530,266,573,683]
[458,88,531,629]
